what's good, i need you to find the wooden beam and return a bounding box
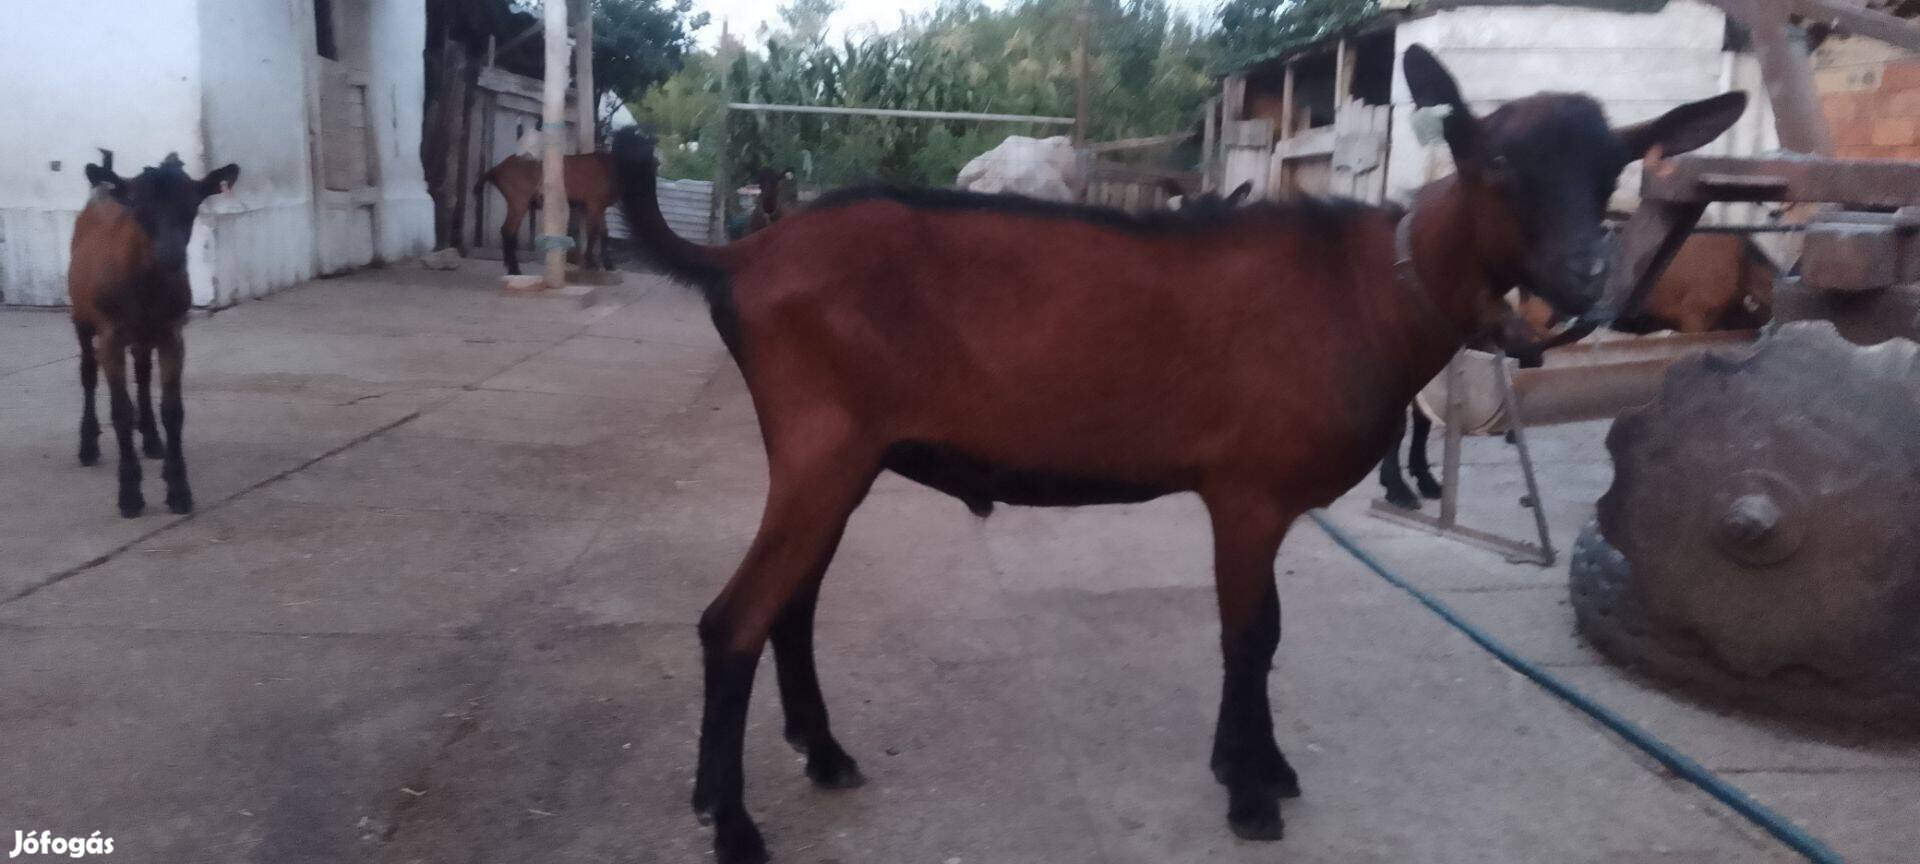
[1087,132,1195,154]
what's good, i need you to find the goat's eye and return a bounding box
[1488,155,1511,172]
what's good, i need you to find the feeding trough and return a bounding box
[1371,329,1760,565]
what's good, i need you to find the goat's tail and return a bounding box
[609,128,728,292]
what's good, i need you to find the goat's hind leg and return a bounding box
[1202,486,1299,841]
[74,321,100,466]
[694,432,878,864]
[773,558,864,789]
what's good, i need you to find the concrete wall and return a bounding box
[1384,0,1751,209]
[0,0,431,307]
[0,0,204,306]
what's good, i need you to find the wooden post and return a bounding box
[574,0,595,152]
[540,0,570,289]
[1201,96,1219,192]
[1073,0,1091,147]
[1335,38,1352,112]
[1280,61,1296,141]
[711,20,732,243]
[1278,61,1296,196]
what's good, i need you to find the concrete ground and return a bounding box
[0,261,1910,863]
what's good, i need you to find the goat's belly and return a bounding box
[881,440,1178,516]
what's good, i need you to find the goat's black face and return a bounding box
[86,153,240,273]
[1402,45,1747,322]
[1473,96,1627,316]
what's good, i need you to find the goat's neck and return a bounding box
[1401,177,1499,373]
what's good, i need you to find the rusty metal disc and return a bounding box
[1580,321,1920,723]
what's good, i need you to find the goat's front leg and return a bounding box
[1202,486,1299,841]
[157,329,192,514]
[74,321,100,466]
[772,559,864,789]
[97,330,143,518]
[134,342,164,459]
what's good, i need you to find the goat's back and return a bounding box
[714,194,1415,498]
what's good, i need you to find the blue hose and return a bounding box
[1307,510,1843,864]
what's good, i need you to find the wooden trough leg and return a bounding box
[1368,351,1555,566]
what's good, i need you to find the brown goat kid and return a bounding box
[615,47,1745,864]
[69,151,238,518]
[474,152,618,274]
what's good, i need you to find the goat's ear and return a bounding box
[1225,181,1253,205]
[200,163,240,197]
[1616,92,1748,159]
[1403,44,1481,166]
[84,163,124,193]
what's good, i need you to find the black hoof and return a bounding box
[1417,478,1443,500]
[79,450,100,467]
[1227,794,1285,841]
[118,494,146,519]
[143,442,165,459]
[1384,489,1421,510]
[1214,756,1301,799]
[712,814,769,864]
[806,748,866,790]
[167,492,194,515]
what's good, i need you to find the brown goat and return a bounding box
[745,167,795,235]
[473,152,619,274]
[69,151,238,518]
[614,47,1745,864]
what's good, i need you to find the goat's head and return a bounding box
[1402,45,1745,321]
[83,152,240,273]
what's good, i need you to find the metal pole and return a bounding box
[540,0,570,289]
[574,0,595,152]
[1495,352,1556,564]
[724,102,1074,125]
[1439,353,1464,528]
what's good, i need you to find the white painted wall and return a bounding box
[198,0,321,305]
[1384,0,1748,209]
[0,0,432,307]
[0,0,203,305]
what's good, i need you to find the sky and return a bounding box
[688,0,1222,48]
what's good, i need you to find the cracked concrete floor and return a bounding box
[0,261,1905,863]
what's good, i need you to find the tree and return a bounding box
[1211,0,1378,72]
[591,0,709,125]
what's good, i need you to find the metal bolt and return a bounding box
[1720,494,1782,547]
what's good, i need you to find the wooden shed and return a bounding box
[1203,0,1781,208]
